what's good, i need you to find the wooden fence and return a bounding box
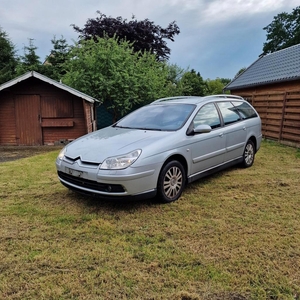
[239,91,300,148]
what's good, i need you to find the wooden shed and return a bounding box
[224,43,300,147]
[0,71,99,146]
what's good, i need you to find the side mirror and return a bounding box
[194,124,212,134]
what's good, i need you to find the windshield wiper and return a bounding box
[137,127,162,131]
[114,125,162,131]
[113,125,133,129]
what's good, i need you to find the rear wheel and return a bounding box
[157,160,186,203]
[242,140,255,168]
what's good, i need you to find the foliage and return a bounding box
[262,6,300,54]
[0,27,18,84]
[179,69,206,96]
[205,78,226,95]
[162,63,187,97]
[72,11,180,61]
[204,77,231,95]
[234,67,246,79]
[16,38,43,75]
[0,141,300,299]
[43,36,70,81]
[165,63,186,85]
[63,36,168,121]
[218,77,231,86]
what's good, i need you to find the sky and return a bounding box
[0,0,299,80]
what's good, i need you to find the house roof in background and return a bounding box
[225,43,300,90]
[0,71,100,103]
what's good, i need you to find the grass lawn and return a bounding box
[0,140,299,300]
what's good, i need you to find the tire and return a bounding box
[242,140,255,168]
[157,160,186,203]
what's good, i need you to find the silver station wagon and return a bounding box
[56,95,262,202]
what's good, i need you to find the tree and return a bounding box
[178,69,206,96]
[16,38,42,75]
[63,36,168,121]
[218,77,231,86]
[72,11,180,61]
[0,27,18,84]
[262,6,300,54]
[165,63,185,85]
[234,67,246,79]
[205,78,230,95]
[43,36,70,80]
[161,63,187,97]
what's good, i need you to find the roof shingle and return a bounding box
[225,43,300,90]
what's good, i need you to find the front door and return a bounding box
[15,95,42,145]
[189,128,226,174]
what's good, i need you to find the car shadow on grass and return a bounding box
[63,189,163,213]
[60,167,240,213]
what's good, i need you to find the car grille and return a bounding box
[57,171,125,193]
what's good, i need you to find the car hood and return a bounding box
[64,126,173,163]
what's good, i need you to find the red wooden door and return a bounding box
[15,95,42,145]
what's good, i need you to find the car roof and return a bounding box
[151,94,244,105]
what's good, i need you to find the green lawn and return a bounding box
[0,141,299,300]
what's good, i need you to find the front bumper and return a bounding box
[56,158,160,200]
[58,174,157,200]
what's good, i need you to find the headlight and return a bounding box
[100,149,142,170]
[57,147,66,160]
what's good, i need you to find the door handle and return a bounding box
[219,133,223,137]
[243,126,246,131]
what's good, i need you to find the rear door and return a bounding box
[216,101,247,162]
[15,94,42,145]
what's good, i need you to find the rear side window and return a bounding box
[216,102,240,125]
[231,101,258,119]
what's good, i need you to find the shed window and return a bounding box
[41,96,73,118]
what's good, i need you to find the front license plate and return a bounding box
[65,167,84,177]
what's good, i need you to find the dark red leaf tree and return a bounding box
[72,11,180,61]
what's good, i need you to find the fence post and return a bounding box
[279,92,287,141]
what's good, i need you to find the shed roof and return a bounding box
[0,71,100,103]
[224,43,300,91]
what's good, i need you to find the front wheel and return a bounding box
[242,140,255,168]
[157,161,186,203]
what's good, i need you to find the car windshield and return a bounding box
[114,103,196,131]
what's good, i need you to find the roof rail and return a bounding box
[152,96,199,103]
[203,94,243,100]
